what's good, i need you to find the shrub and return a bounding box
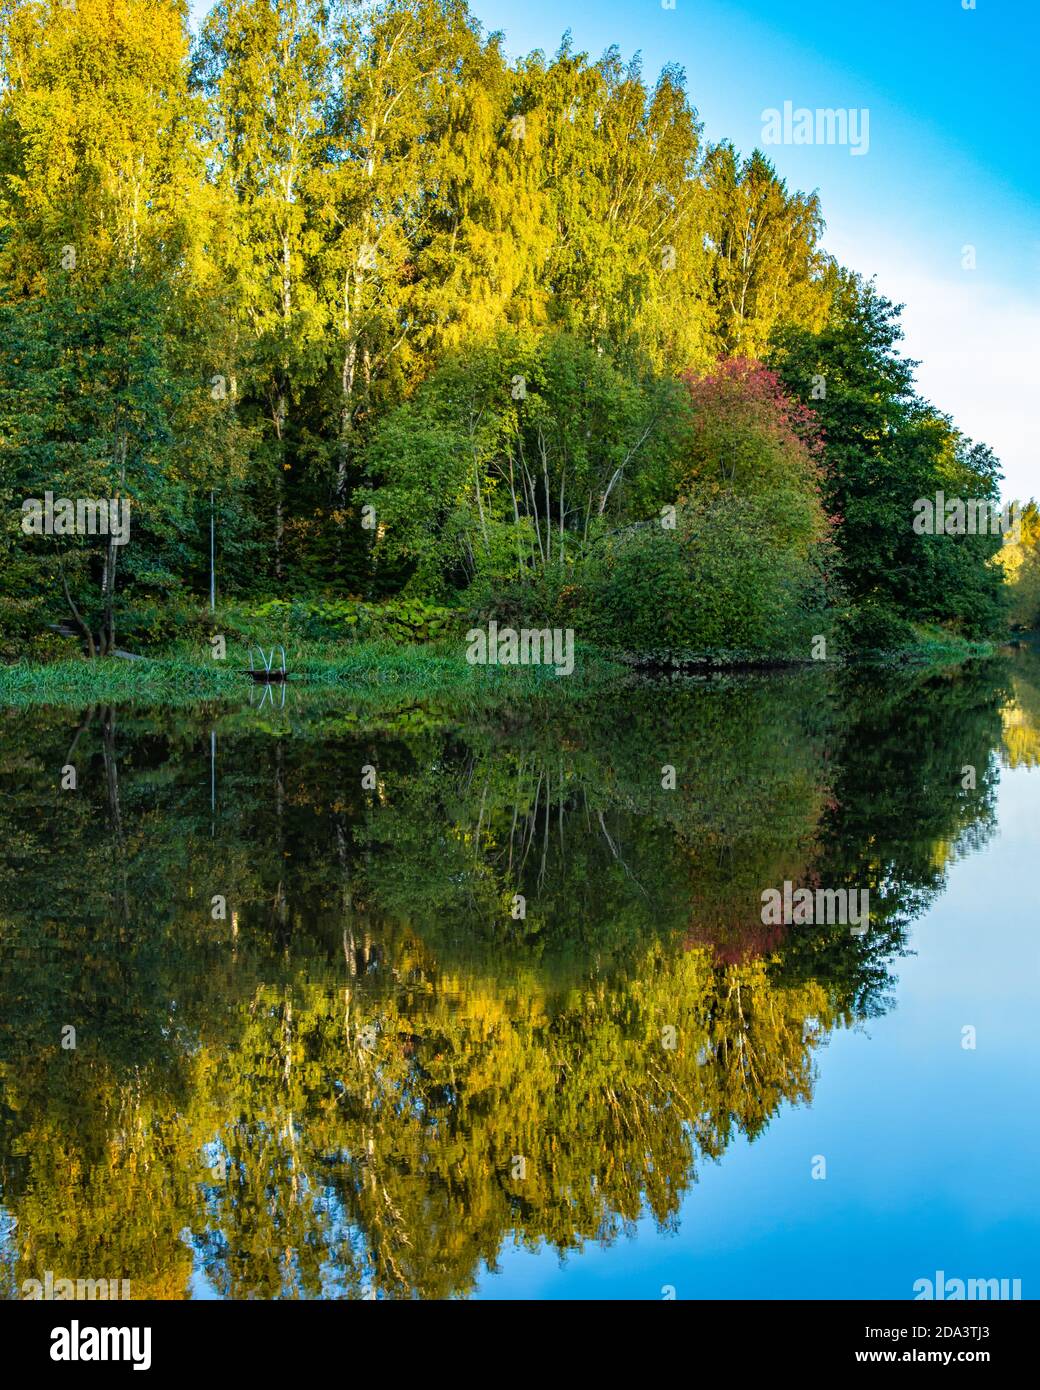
[222,597,458,646]
[575,495,832,658]
[840,600,917,653]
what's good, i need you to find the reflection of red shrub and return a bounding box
[683,916,789,965]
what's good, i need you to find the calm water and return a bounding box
[1,650,1038,1300]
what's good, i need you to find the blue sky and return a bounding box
[189,0,1038,501]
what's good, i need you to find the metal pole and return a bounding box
[209,490,216,612]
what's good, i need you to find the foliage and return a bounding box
[770,273,1008,642]
[837,599,917,655]
[998,500,1040,630]
[235,595,459,643]
[576,495,831,658]
[0,1,1013,661]
[361,330,687,595]
[0,660,1014,1295]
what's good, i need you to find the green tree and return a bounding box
[192,0,332,580]
[998,500,1040,630]
[362,331,684,599]
[770,272,1007,642]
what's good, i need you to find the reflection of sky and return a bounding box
[474,762,1040,1299]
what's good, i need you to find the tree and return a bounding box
[577,359,836,657]
[362,331,685,598]
[703,143,834,359]
[1,271,206,654]
[192,0,332,579]
[770,272,1007,641]
[0,0,237,653]
[998,500,1040,630]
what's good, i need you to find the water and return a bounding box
[1,650,1037,1300]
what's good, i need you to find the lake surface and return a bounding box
[1,649,1038,1300]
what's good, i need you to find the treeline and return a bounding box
[0,0,1018,657]
[999,502,1040,630]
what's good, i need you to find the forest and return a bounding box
[0,0,1037,671]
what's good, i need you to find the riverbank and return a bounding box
[0,627,1000,710]
[0,640,629,711]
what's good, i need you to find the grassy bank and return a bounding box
[859,626,999,668]
[0,639,627,711]
[0,625,999,712]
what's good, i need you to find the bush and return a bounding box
[0,595,52,661]
[462,568,579,631]
[573,496,833,659]
[115,601,181,650]
[222,597,458,646]
[840,600,917,654]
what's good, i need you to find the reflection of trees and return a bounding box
[772,659,1006,1017]
[1,942,833,1301]
[357,678,832,974]
[0,658,1012,1298]
[188,946,834,1299]
[1002,641,1040,770]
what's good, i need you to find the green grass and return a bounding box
[0,638,628,711]
[856,625,998,667]
[0,622,999,712]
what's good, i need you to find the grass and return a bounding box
[0,638,629,711]
[0,621,999,711]
[859,625,998,667]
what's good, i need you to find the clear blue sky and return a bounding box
[190,0,1038,501]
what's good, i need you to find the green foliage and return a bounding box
[576,495,832,658]
[838,599,917,655]
[770,273,1008,641]
[227,595,459,644]
[999,500,1040,631]
[361,330,686,596]
[0,1,1013,662]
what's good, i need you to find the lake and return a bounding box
[1,648,1038,1300]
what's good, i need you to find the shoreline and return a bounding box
[0,632,1001,710]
